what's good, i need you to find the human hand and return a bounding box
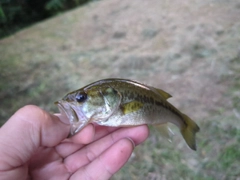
[0,105,149,180]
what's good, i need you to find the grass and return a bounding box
[1,1,240,179]
[113,117,240,180]
[1,54,239,179]
[112,57,240,180]
[0,55,69,125]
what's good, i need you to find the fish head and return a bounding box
[55,86,121,136]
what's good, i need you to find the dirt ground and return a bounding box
[1,0,240,179]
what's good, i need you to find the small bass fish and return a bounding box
[55,78,200,150]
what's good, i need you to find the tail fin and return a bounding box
[180,114,200,150]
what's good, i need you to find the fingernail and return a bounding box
[126,137,135,149]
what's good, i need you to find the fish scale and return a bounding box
[55,78,200,150]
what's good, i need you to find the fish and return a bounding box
[55,78,200,150]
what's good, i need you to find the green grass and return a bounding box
[1,52,239,179]
[112,57,240,180]
[112,117,240,180]
[1,2,240,179]
[1,55,239,179]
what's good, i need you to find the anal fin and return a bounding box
[155,123,174,142]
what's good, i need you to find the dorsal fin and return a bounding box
[156,88,172,99]
[149,86,172,99]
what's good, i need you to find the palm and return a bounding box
[0,106,149,180]
[28,125,147,180]
[29,146,68,179]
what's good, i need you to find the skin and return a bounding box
[61,79,199,150]
[0,105,149,180]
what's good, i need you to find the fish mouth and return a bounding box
[55,101,88,137]
[55,101,78,124]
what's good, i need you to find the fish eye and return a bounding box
[75,92,87,103]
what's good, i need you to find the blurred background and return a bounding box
[0,0,240,179]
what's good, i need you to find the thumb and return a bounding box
[0,105,70,171]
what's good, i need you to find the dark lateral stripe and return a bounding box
[154,100,187,126]
[134,94,155,104]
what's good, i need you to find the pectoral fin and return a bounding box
[100,87,122,118]
[121,101,143,115]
